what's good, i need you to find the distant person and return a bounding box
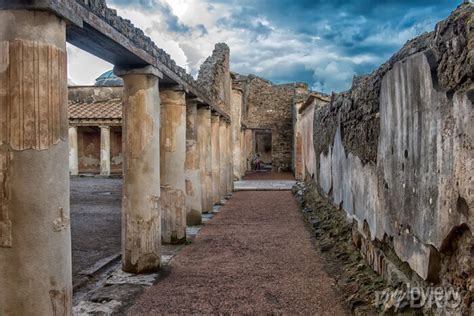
[255,154,261,170]
[252,153,259,170]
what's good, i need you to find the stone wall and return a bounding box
[197,43,232,114]
[68,86,123,103]
[299,96,330,181]
[306,1,473,296]
[233,74,308,171]
[76,127,122,174]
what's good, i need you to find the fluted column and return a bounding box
[211,114,221,204]
[115,65,162,273]
[196,106,213,213]
[160,87,186,244]
[100,126,111,176]
[231,89,243,180]
[226,121,233,194]
[69,126,79,176]
[0,10,72,315]
[219,119,227,200]
[185,100,202,225]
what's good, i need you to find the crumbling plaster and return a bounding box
[313,3,473,282]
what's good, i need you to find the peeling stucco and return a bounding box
[309,2,473,286]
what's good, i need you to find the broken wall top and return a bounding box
[197,43,232,113]
[314,1,473,165]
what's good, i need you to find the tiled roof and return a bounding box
[69,98,122,120]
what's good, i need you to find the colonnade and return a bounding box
[0,8,233,315]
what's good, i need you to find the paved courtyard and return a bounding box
[235,171,296,191]
[70,177,122,285]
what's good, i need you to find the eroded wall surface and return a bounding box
[197,43,232,114]
[110,128,123,173]
[78,128,100,173]
[308,3,473,285]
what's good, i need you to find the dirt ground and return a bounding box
[70,177,122,282]
[128,190,348,314]
[242,171,295,180]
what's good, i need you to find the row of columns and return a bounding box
[0,9,233,316]
[117,70,234,271]
[68,125,111,176]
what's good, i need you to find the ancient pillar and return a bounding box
[0,10,72,315]
[211,114,221,204]
[160,87,186,244]
[115,66,162,273]
[100,126,111,176]
[293,102,304,180]
[69,126,79,176]
[219,119,227,200]
[244,129,253,171]
[240,129,246,175]
[185,100,202,225]
[196,106,213,212]
[230,89,243,180]
[226,121,234,194]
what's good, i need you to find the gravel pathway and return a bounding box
[128,190,347,314]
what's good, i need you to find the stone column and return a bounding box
[0,10,72,315]
[160,87,186,244]
[185,100,202,225]
[244,129,253,171]
[219,119,227,200]
[115,66,162,273]
[211,114,221,204]
[69,126,79,176]
[240,129,246,175]
[100,126,111,176]
[226,121,234,194]
[196,106,213,213]
[293,102,304,180]
[231,89,243,180]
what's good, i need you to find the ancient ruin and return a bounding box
[68,85,123,176]
[0,0,472,314]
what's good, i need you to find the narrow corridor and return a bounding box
[129,182,347,314]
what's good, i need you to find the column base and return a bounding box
[186,210,202,226]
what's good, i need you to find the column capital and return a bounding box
[0,0,83,27]
[114,65,163,79]
[99,125,111,129]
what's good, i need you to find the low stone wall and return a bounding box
[68,86,123,103]
[302,1,473,304]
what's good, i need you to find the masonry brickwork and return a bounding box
[197,43,232,114]
[232,74,309,171]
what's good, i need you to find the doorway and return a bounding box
[254,130,272,170]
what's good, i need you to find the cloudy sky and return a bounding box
[67,0,459,93]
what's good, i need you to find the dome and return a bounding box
[95,70,123,86]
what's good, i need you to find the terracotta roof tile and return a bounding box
[69,98,122,120]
